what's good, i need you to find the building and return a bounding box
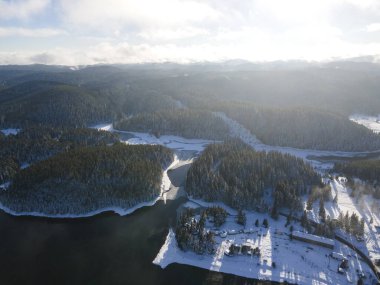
[291,231,335,249]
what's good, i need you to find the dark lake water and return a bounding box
[0,198,277,285]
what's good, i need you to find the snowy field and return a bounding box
[153,200,376,285]
[92,123,215,153]
[307,177,380,263]
[350,114,380,134]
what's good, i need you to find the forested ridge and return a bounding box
[0,126,119,184]
[213,103,380,151]
[186,140,321,210]
[114,109,229,140]
[2,64,380,151]
[0,143,173,215]
[0,84,113,127]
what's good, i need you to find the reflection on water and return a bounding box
[0,198,278,285]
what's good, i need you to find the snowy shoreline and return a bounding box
[153,199,377,285]
[0,199,160,219]
[0,154,179,219]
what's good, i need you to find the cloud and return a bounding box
[138,27,209,41]
[1,36,380,66]
[0,27,66,37]
[59,0,220,33]
[366,23,380,32]
[0,0,50,20]
[1,0,380,64]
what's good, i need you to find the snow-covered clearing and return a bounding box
[307,178,380,262]
[122,131,215,153]
[91,123,215,153]
[153,201,376,285]
[215,112,380,171]
[92,123,114,132]
[1,128,21,136]
[350,114,380,134]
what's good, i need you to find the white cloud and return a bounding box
[0,0,50,20]
[1,35,380,66]
[341,0,380,9]
[59,0,220,32]
[0,27,66,37]
[1,0,380,64]
[138,27,209,41]
[366,23,380,32]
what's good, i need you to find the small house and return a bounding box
[241,243,252,255]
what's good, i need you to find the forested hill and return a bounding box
[0,83,113,127]
[1,64,380,151]
[114,110,230,140]
[0,126,119,184]
[214,103,380,152]
[335,159,380,186]
[0,143,173,215]
[186,140,321,210]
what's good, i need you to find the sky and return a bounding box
[0,0,380,65]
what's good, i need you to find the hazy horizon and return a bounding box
[1,0,380,65]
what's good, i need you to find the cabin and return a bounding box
[241,243,252,255]
[231,244,241,254]
[291,231,335,249]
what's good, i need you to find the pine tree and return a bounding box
[301,210,308,228]
[344,212,350,232]
[255,219,259,227]
[359,218,365,237]
[319,198,326,223]
[236,209,246,226]
[306,197,313,211]
[271,205,279,220]
[262,219,269,228]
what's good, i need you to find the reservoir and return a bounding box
[0,198,277,285]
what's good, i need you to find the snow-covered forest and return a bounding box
[114,109,230,140]
[0,143,173,215]
[0,126,119,184]
[186,140,321,210]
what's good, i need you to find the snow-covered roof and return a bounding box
[292,231,335,246]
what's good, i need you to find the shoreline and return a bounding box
[0,198,161,219]
[153,199,376,285]
[0,154,180,219]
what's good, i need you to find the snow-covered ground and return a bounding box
[0,128,21,136]
[307,177,380,263]
[123,132,215,153]
[153,201,376,285]
[215,112,380,171]
[92,123,114,132]
[350,114,380,134]
[91,123,215,153]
